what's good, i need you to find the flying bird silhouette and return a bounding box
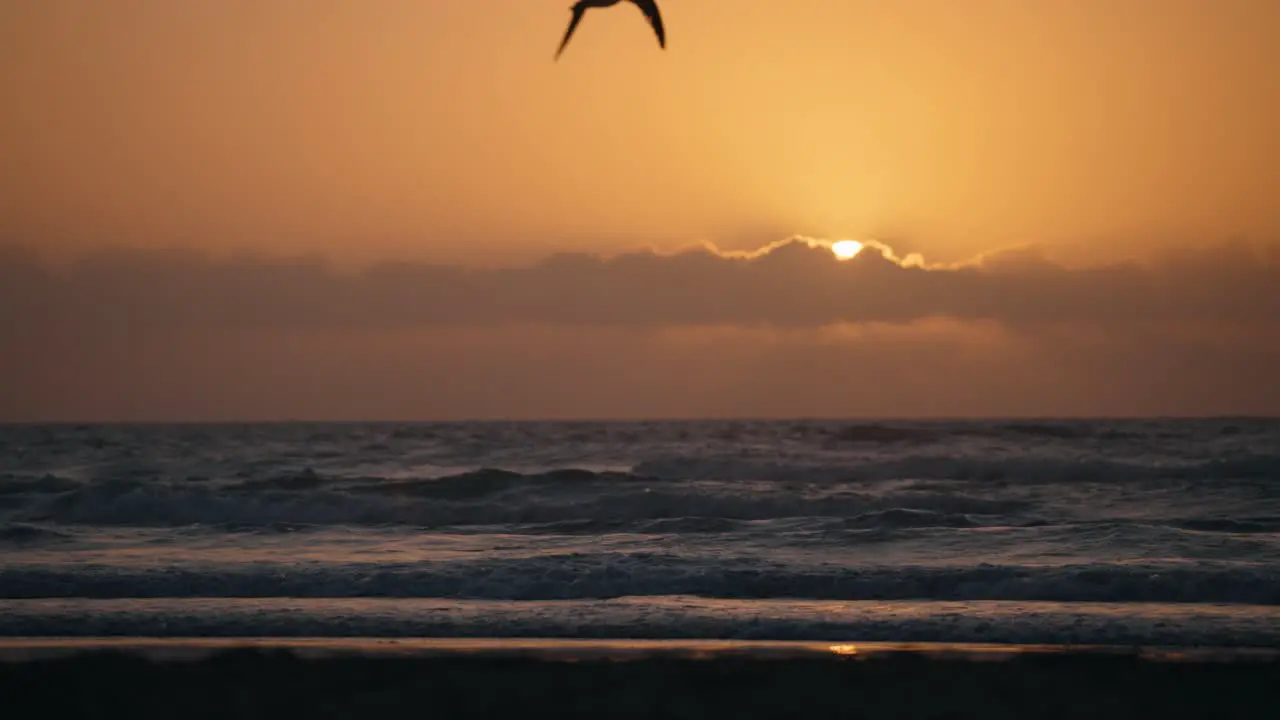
[555,0,666,60]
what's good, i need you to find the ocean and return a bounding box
[2,418,1278,647]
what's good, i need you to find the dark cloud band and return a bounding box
[3,237,1277,332]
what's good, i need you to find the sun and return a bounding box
[830,240,864,260]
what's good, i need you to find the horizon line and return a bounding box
[3,414,1276,427]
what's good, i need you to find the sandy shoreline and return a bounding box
[2,636,1279,663]
[3,637,1278,718]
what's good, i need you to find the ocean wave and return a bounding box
[10,474,1034,527]
[2,556,1276,604]
[521,516,746,535]
[4,463,1274,531]
[8,443,1279,500]
[631,453,1280,484]
[0,523,72,546]
[820,425,938,444]
[839,508,980,530]
[361,468,645,500]
[0,474,82,495]
[1169,517,1280,534]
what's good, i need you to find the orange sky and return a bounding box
[2,1,1278,420]
[5,0,1279,263]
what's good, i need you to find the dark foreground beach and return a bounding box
[2,639,1277,719]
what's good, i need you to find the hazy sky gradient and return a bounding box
[3,1,1277,420]
[5,1,1279,263]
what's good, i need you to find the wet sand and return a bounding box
[1,638,1277,718]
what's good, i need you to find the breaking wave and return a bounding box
[631,453,1280,484]
[3,445,1277,530]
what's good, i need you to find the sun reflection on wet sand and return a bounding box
[1,637,1276,664]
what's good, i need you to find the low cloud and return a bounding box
[3,237,1278,420]
[3,237,1278,334]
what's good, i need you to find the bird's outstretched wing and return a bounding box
[630,0,666,48]
[555,4,589,60]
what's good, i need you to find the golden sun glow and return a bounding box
[831,241,864,260]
